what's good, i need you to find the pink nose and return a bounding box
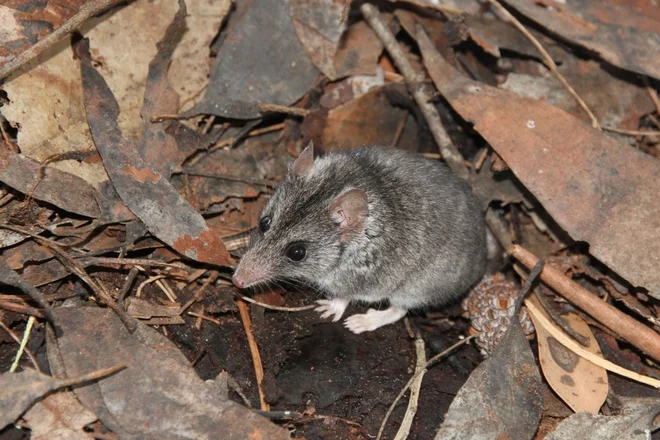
[233,276,246,289]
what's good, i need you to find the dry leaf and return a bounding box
[50,307,289,440]
[22,392,97,440]
[436,305,543,439]
[527,295,608,414]
[417,28,660,297]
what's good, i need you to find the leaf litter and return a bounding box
[0,0,660,439]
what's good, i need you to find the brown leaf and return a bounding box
[0,0,87,70]
[290,0,347,80]
[50,307,289,440]
[138,0,185,177]
[0,150,101,218]
[436,299,543,439]
[503,0,660,80]
[75,36,234,267]
[418,29,660,297]
[185,0,319,119]
[0,370,63,429]
[322,85,418,151]
[528,296,608,414]
[22,392,97,440]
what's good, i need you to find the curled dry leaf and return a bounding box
[75,34,234,267]
[50,307,288,440]
[417,28,660,297]
[527,295,608,415]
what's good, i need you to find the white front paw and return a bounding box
[314,298,349,322]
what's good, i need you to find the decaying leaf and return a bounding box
[527,296,608,414]
[0,0,87,70]
[503,0,660,80]
[436,302,543,439]
[186,0,319,119]
[0,150,101,218]
[22,391,97,440]
[322,85,418,151]
[544,397,660,440]
[76,35,234,267]
[290,0,348,80]
[0,370,65,429]
[417,28,660,297]
[50,307,289,440]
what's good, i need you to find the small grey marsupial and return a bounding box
[233,143,487,333]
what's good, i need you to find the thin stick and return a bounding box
[55,363,126,388]
[360,3,469,180]
[237,299,270,411]
[525,300,660,388]
[178,272,219,315]
[10,316,36,373]
[187,311,222,325]
[257,103,311,117]
[603,126,660,137]
[0,0,119,80]
[643,77,660,116]
[77,256,188,270]
[118,268,139,310]
[232,292,316,312]
[376,335,476,440]
[486,0,600,129]
[0,319,41,373]
[393,338,426,440]
[511,245,660,362]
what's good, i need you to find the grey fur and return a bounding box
[236,146,487,311]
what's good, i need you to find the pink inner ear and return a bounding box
[292,141,314,176]
[330,189,368,237]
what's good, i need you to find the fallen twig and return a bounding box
[187,311,222,325]
[393,338,426,440]
[237,299,270,411]
[0,319,41,373]
[360,3,469,179]
[232,291,316,312]
[0,0,120,80]
[603,126,660,137]
[10,316,36,373]
[511,244,660,362]
[376,335,476,440]
[257,103,311,117]
[487,0,600,129]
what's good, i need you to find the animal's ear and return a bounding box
[291,141,314,176]
[330,189,368,241]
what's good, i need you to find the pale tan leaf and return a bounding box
[23,392,97,440]
[528,296,608,414]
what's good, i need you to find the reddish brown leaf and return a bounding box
[138,0,185,177]
[418,29,660,296]
[75,33,233,266]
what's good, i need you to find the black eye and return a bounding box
[259,216,271,232]
[285,243,306,262]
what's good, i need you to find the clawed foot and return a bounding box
[315,298,350,322]
[344,307,407,334]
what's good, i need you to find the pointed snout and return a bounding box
[232,259,269,289]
